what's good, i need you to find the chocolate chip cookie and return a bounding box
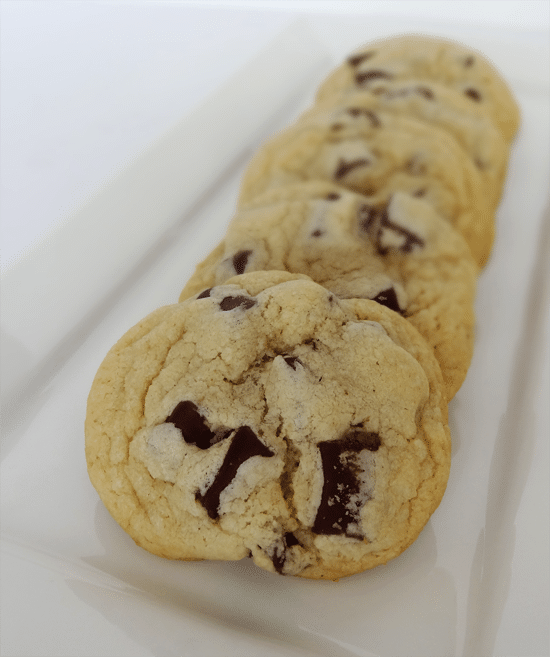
[85,271,451,579]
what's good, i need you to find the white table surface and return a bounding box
[1,3,549,657]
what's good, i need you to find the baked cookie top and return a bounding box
[85,271,451,580]
[237,107,494,267]
[316,33,520,142]
[300,84,509,210]
[180,182,478,400]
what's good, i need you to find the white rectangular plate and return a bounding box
[1,15,549,657]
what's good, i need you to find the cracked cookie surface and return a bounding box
[85,271,451,579]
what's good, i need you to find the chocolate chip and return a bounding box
[270,532,301,574]
[415,86,434,100]
[311,229,323,237]
[195,426,274,519]
[165,401,231,450]
[312,429,381,538]
[371,287,404,314]
[283,356,302,370]
[196,288,212,299]
[406,155,426,176]
[325,192,341,201]
[413,188,426,197]
[359,204,424,255]
[464,87,482,102]
[346,107,381,127]
[357,203,382,232]
[464,55,475,67]
[334,158,370,180]
[347,51,376,67]
[355,70,392,86]
[219,295,256,311]
[330,122,344,131]
[232,250,252,275]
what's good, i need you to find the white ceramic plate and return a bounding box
[1,16,548,657]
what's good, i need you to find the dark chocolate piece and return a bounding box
[196,288,212,299]
[371,287,404,314]
[165,401,231,450]
[271,532,301,574]
[346,107,381,128]
[312,429,380,538]
[219,295,256,311]
[359,204,425,255]
[283,356,302,370]
[355,70,393,86]
[334,158,370,180]
[347,51,376,67]
[311,229,324,238]
[232,250,252,275]
[464,87,482,102]
[196,426,274,519]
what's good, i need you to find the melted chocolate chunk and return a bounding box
[283,355,302,370]
[355,70,393,86]
[195,426,274,519]
[347,51,376,67]
[346,107,381,128]
[165,401,231,450]
[232,250,252,275]
[219,295,256,311]
[371,287,403,314]
[271,532,301,574]
[325,192,341,201]
[464,87,482,102]
[196,288,212,299]
[312,430,380,538]
[334,158,371,180]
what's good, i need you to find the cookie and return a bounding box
[180,182,478,399]
[85,271,451,580]
[316,33,520,142]
[300,84,509,210]
[237,106,494,266]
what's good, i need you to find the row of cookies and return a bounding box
[85,35,518,579]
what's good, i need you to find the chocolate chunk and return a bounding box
[357,204,382,232]
[346,107,381,128]
[195,426,274,519]
[371,287,404,314]
[311,229,324,237]
[283,355,302,370]
[232,250,252,275]
[165,401,231,450]
[196,288,212,299]
[415,86,434,100]
[359,204,424,255]
[312,430,380,538]
[219,295,256,311]
[325,192,341,201]
[347,51,376,67]
[271,532,301,574]
[334,158,370,180]
[355,70,392,86]
[464,87,482,102]
[464,55,475,67]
